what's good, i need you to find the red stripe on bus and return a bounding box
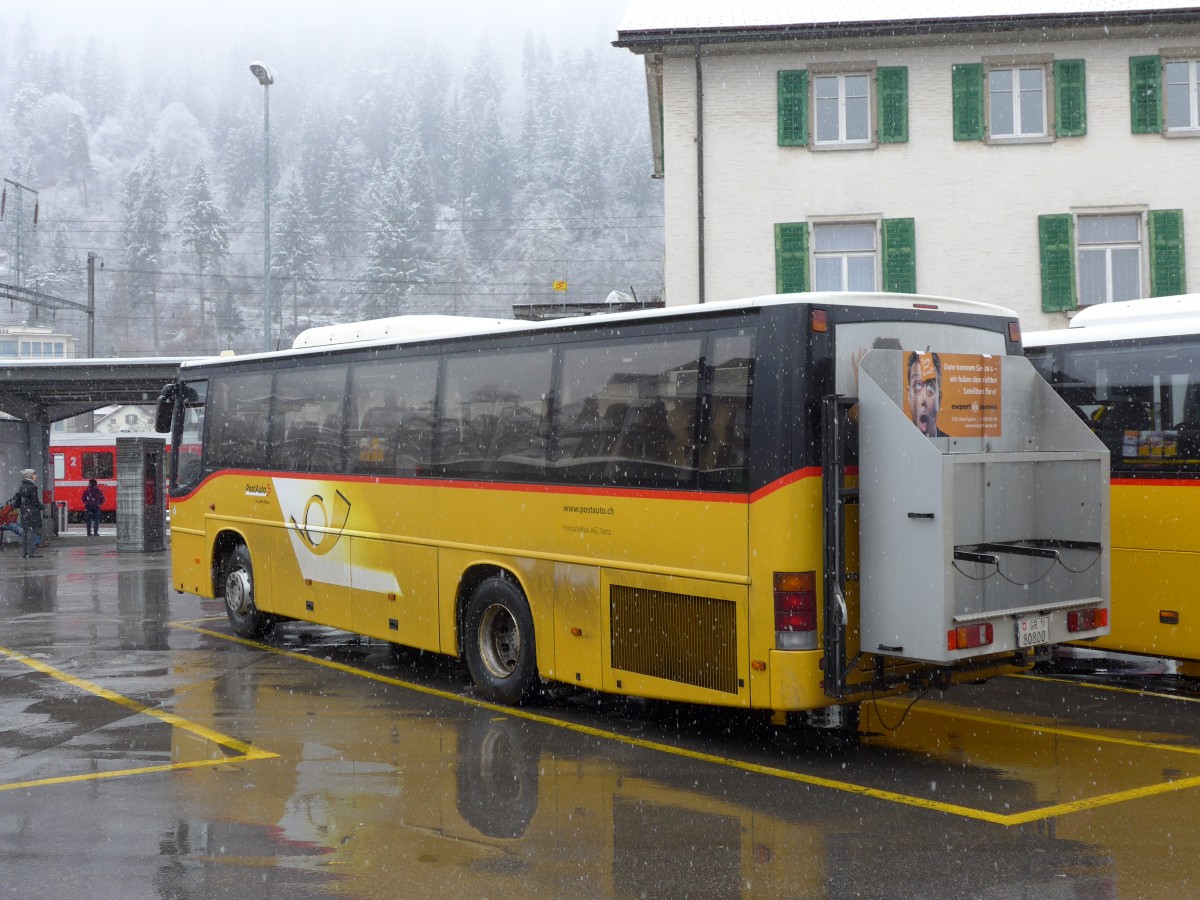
[171,466,827,505]
[1111,476,1200,488]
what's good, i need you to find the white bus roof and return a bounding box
[1025,294,1200,347]
[181,293,1018,370]
[292,315,527,349]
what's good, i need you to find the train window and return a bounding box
[82,451,115,480]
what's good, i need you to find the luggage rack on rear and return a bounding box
[953,538,1103,574]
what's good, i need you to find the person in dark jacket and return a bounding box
[82,478,105,537]
[15,469,44,558]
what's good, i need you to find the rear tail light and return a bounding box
[1067,607,1108,632]
[775,571,817,650]
[948,623,993,651]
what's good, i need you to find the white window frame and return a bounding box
[1165,58,1200,133]
[813,72,873,147]
[983,56,1054,144]
[1076,213,1145,307]
[812,222,879,292]
[988,65,1047,138]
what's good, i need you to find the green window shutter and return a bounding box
[778,70,809,146]
[1129,55,1163,134]
[952,63,985,141]
[1039,214,1077,312]
[881,218,917,293]
[1054,59,1087,137]
[1149,209,1187,297]
[877,67,909,143]
[775,222,809,293]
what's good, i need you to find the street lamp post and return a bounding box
[249,62,274,352]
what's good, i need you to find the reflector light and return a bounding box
[810,309,828,333]
[1008,320,1021,343]
[912,302,939,309]
[1067,607,1106,632]
[1160,610,1179,625]
[951,623,993,650]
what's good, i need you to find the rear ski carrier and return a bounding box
[822,350,1109,700]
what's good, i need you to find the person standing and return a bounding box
[82,478,105,537]
[15,469,44,559]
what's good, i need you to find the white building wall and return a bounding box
[658,23,1198,329]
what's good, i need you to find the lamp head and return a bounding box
[249,62,274,86]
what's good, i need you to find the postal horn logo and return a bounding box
[288,489,351,556]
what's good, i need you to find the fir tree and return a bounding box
[120,150,168,349]
[319,137,362,258]
[354,160,427,319]
[178,162,230,348]
[271,173,321,330]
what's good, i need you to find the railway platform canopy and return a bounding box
[0,356,198,424]
[0,357,201,492]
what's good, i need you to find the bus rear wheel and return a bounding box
[223,545,273,639]
[463,576,538,705]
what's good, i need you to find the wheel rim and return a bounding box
[226,566,253,619]
[477,603,520,679]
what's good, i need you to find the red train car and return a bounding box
[51,432,170,522]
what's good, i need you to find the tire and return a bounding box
[223,544,274,639]
[463,576,538,705]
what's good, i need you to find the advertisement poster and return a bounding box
[902,351,1002,438]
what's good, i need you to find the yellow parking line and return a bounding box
[0,645,279,793]
[874,697,1200,756]
[176,622,1200,827]
[1015,671,1200,703]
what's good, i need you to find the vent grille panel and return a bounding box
[610,586,738,694]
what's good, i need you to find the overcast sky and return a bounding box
[7,0,633,62]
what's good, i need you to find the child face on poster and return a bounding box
[907,351,942,437]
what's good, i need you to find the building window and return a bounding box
[989,66,1047,138]
[1166,59,1200,131]
[814,224,877,291]
[1040,209,1186,312]
[814,73,871,145]
[1078,215,1142,306]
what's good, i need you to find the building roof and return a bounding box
[615,1,1200,45]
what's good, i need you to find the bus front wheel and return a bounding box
[224,545,273,639]
[463,576,538,705]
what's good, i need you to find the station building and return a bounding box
[615,1,1200,328]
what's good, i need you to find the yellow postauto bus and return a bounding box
[1026,294,1200,669]
[156,293,1110,726]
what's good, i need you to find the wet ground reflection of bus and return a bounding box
[155,625,1200,897]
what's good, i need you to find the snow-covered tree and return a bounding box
[120,150,169,349]
[354,160,428,319]
[319,137,362,258]
[271,173,321,329]
[178,162,230,347]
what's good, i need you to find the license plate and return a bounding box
[1016,615,1050,648]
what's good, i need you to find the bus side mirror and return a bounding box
[155,384,176,433]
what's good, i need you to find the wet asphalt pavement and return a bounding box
[2,528,1199,898]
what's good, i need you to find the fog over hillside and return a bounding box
[0,1,661,354]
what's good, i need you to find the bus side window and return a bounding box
[347,356,438,476]
[700,332,755,491]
